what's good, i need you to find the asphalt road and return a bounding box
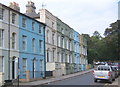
[45,72,119,86]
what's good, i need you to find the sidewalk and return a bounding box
[13,69,94,86]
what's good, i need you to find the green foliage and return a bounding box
[87,21,119,63]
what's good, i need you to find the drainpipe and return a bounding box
[43,25,46,79]
[8,8,10,81]
[18,57,20,87]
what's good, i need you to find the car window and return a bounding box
[111,67,115,71]
[98,66,101,70]
[97,66,110,71]
[104,66,110,71]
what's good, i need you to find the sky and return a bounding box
[0,0,119,36]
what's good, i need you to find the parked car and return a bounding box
[112,63,120,69]
[93,65,116,83]
[111,66,119,78]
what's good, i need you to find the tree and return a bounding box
[104,21,119,61]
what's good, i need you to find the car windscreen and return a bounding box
[97,66,110,71]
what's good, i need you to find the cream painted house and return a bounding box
[80,34,88,71]
[0,2,19,80]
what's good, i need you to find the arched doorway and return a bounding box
[12,56,18,79]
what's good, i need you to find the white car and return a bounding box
[93,65,116,83]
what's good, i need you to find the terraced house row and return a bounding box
[0,1,88,82]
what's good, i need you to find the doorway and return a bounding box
[32,58,36,78]
[12,57,18,79]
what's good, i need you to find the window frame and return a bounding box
[0,8,4,20]
[12,13,16,24]
[22,35,27,51]
[12,33,16,49]
[0,29,4,47]
[22,17,26,28]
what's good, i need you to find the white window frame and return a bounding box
[40,59,43,72]
[32,21,35,31]
[12,13,16,24]
[52,32,55,45]
[22,17,26,28]
[39,40,42,53]
[12,33,16,49]
[0,29,4,47]
[22,35,27,51]
[22,58,27,74]
[32,38,35,52]
[0,8,4,20]
[0,56,4,72]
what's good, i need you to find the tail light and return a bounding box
[108,72,110,76]
[92,70,94,75]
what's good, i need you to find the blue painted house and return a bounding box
[73,30,80,72]
[19,13,46,81]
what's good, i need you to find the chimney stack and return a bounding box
[9,2,20,12]
[26,1,36,14]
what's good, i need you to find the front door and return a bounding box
[12,57,18,79]
[12,58,15,79]
[32,59,35,78]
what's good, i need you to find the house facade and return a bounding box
[80,34,88,71]
[0,3,19,80]
[73,30,80,72]
[56,18,75,75]
[19,13,45,81]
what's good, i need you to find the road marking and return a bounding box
[105,83,109,85]
[103,83,109,87]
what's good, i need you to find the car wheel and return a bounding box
[108,78,112,84]
[113,78,115,81]
[94,79,97,82]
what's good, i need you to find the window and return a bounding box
[22,58,27,74]
[61,28,64,34]
[52,32,55,45]
[12,13,16,24]
[67,54,69,63]
[65,54,67,63]
[0,56,4,72]
[74,42,76,52]
[58,35,60,47]
[32,21,35,30]
[0,29,4,47]
[52,22,54,28]
[61,53,64,62]
[40,59,43,73]
[22,35,27,51]
[22,17,26,27]
[0,8,4,20]
[66,40,69,49]
[39,24,42,33]
[69,41,71,51]
[52,48,56,62]
[69,55,71,63]
[32,38,35,52]
[46,49,49,62]
[46,30,49,43]
[59,53,61,62]
[61,36,64,48]
[12,33,16,49]
[39,40,42,53]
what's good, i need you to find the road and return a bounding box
[45,72,119,86]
